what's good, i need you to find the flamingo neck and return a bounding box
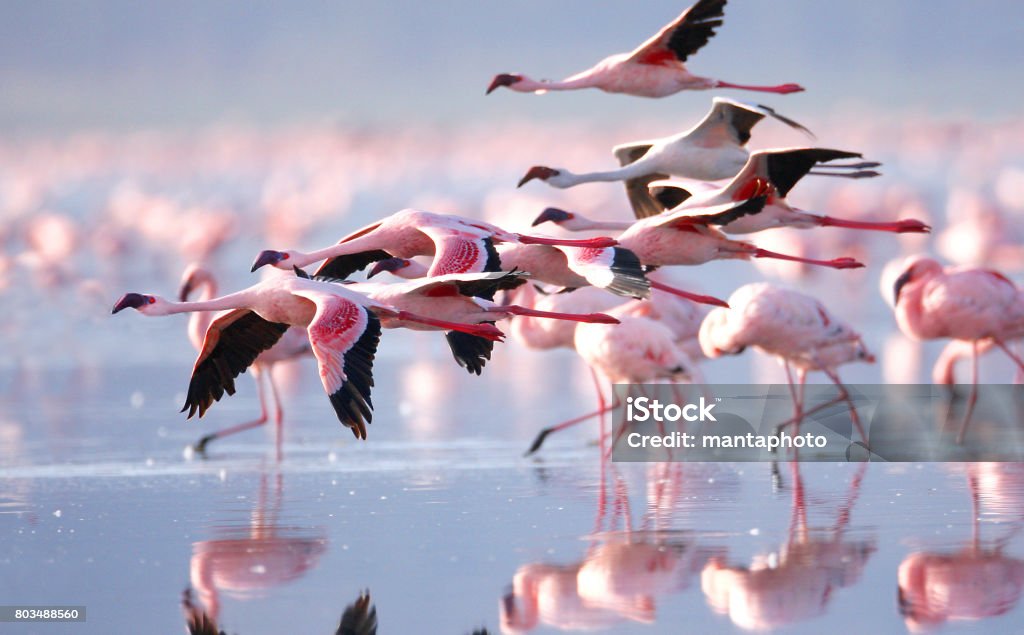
[516,74,597,93]
[561,161,650,186]
[163,292,251,315]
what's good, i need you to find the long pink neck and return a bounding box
[515,73,598,93]
[163,291,254,316]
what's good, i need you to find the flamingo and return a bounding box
[486,0,803,98]
[347,270,621,375]
[369,241,728,307]
[111,273,503,439]
[517,98,813,218]
[249,208,617,282]
[178,264,312,453]
[699,283,875,441]
[527,301,699,455]
[891,256,1024,440]
[645,147,928,234]
[531,200,866,271]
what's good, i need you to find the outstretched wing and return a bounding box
[182,309,290,418]
[294,291,381,439]
[765,148,863,198]
[314,249,393,280]
[690,98,813,146]
[445,328,495,376]
[626,0,727,65]
[560,246,651,299]
[613,142,668,219]
[422,229,502,279]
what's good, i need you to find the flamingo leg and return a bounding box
[809,214,930,234]
[713,80,804,95]
[495,305,618,324]
[993,338,1024,375]
[749,247,864,270]
[956,341,980,445]
[823,368,867,446]
[648,279,729,308]
[526,377,619,456]
[266,366,285,460]
[193,369,269,454]
[393,310,506,341]
[516,235,617,249]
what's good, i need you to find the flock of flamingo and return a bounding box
[93,0,1023,453]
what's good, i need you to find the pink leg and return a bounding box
[516,234,617,249]
[812,214,930,234]
[994,338,1024,374]
[394,311,505,341]
[714,80,804,94]
[956,342,980,445]
[267,367,285,461]
[649,279,729,308]
[497,305,618,324]
[193,369,269,454]
[526,375,618,456]
[824,368,867,446]
[750,247,864,270]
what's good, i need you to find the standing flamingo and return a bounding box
[532,201,866,271]
[486,0,803,98]
[178,264,312,453]
[517,98,812,218]
[249,208,617,281]
[891,256,1024,440]
[111,274,503,439]
[699,283,875,441]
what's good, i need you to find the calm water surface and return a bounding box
[2,356,1023,634]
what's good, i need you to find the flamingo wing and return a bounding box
[654,195,767,228]
[397,270,527,299]
[626,0,727,65]
[314,249,393,280]
[692,98,814,146]
[613,143,668,219]
[765,148,863,198]
[182,309,290,418]
[422,230,502,278]
[445,329,495,376]
[560,246,651,299]
[293,290,382,439]
[336,591,378,635]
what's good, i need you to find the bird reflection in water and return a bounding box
[700,462,875,631]
[501,463,725,632]
[898,463,1024,631]
[188,472,328,623]
[181,587,378,635]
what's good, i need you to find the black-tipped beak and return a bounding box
[251,250,285,272]
[517,166,558,188]
[112,293,148,314]
[531,207,573,227]
[487,73,521,95]
[368,258,410,279]
[893,269,913,305]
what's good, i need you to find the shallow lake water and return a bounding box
[3,353,1024,634]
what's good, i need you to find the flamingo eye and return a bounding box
[281,253,290,260]
[147,296,155,304]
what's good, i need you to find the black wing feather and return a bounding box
[314,249,393,280]
[665,0,727,63]
[182,312,289,418]
[767,149,863,198]
[336,591,378,635]
[327,309,381,439]
[446,328,495,376]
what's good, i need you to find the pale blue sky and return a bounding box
[1,1,1021,130]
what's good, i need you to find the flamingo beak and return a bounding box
[892,269,913,305]
[517,166,559,188]
[251,250,286,272]
[111,293,148,314]
[531,207,573,227]
[368,258,410,278]
[487,73,522,94]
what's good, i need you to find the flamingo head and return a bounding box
[518,166,560,188]
[251,249,297,272]
[530,207,574,227]
[112,292,171,315]
[892,256,942,306]
[178,264,214,301]
[487,73,524,94]
[368,257,412,279]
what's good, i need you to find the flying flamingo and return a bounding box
[699,283,875,442]
[891,256,1024,441]
[348,270,620,375]
[178,264,312,453]
[486,0,803,98]
[369,241,728,307]
[531,201,866,271]
[517,98,813,218]
[111,274,503,439]
[642,148,929,234]
[249,208,617,282]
